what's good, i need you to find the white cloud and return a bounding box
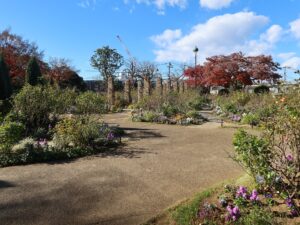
[200,0,235,10]
[125,0,187,13]
[151,12,276,63]
[260,25,283,44]
[246,24,283,55]
[290,18,300,39]
[77,0,97,8]
[150,29,182,48]
[282,57,300,69]
[278,52,296,60]
[279,52,300,69]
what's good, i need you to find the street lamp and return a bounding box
[193,46,199,67]
[193,46,199,88]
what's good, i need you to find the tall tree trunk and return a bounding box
[143,76,151,97]
[124,79,132,104]
[107,76,115,110]
[156,77,162,96]
[137,80,143,103]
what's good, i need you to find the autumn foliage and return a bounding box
[184,52,281,89]
[0,29,47,88]
[0,29,85,90]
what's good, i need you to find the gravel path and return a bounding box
[0,112,242,225]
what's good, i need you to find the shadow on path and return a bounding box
[0,181,15,189]
[122,127,165,140]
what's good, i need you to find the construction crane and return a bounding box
[116,35,138,82]
[116,35,135,63]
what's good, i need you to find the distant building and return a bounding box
[116,72,128,81]
[85,80,106,92]
[210,86,225,95]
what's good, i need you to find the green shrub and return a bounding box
[241,113,260,126]
[53,116,110,149]
[13,85,57,132]
[75,91,106,114]
[233,130,271,181]
[186,110,199,118]
[188,96,211,110]
[53,88,78,114]
[223,102,239,114]
[162,103,178,117]
[142,111,159,122]
[0,121,25,149]
[233,94,300,199]
[254,85,270,94]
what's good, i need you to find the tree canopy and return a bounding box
[47,58,86,91]
[90,46,123,81]
[0,29,47,88]
[184,52,281,89]
[26,57,43,86]
[0,54,13,100]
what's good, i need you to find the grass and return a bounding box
[170,188,216,225]
[142,174,254,225]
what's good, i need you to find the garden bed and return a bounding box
[0,85,124,167]
[143,175,300,225]
[131,109,208,125]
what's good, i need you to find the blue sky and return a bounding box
[1,0,300,80]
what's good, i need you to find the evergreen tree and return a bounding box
[26,57,42,85]
[0,54,13,100]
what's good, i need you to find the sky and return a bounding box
[1,0,300,80]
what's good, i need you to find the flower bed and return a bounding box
[131,109,208,125]
[131,91,211,125]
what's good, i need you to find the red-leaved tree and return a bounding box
[0,29,48,88]
[183,65,205,87]
[183,52,281,90]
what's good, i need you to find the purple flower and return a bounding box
[107,132,115,141]
[232,206,240,215]
[37,139,48,147]
[232,115,241,122]
[227,205,233,214]
[286,154,293,162]
[236,186,248,199]
[291,208,299,217]
[226,205,240,221]
[250,189,259,201]
[264,193,273,198]
[286,198,293,208]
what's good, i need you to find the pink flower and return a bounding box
[286,154,293,162]
[250,189,259,201]
[236,186,248,199]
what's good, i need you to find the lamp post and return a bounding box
[193,46,199,88]
[193,46,199,67]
